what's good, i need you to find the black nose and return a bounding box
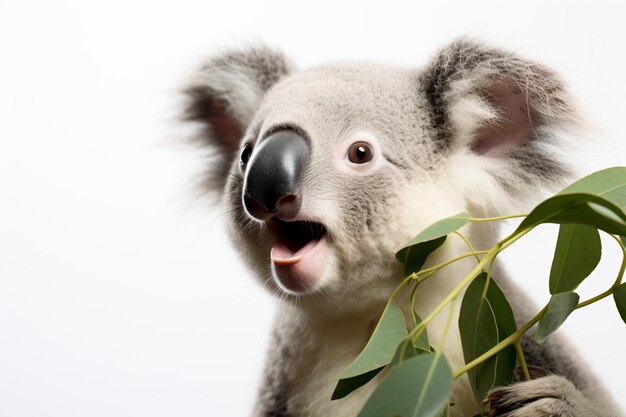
[243,131,309,221]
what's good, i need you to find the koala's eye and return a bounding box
[347,142,374,164]
[240,143,253,166]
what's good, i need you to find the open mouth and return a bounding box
[270,219,327,263]
[268,219,330,293]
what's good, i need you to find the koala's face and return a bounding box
[227,65,439,306]
[184,41,577,312]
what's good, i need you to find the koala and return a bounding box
[182,39,622,417]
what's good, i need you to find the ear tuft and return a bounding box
[423,38,582,158]
[182,46,292,193]
[423,39,589,216]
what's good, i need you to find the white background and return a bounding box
[1,1,625,416]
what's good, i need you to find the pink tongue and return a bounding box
[271,235,330,293]
[271,239,319,265]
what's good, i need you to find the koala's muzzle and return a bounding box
[243,131,309,221]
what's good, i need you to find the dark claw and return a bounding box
[484,387,519,416]
[484,374,551,417]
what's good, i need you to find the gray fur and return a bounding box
[183,46,292,192]
[182,39,621,417]
[423,39,580,191]
[488,375,605,417]
[423,39,578,147]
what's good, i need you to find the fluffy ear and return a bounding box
[182,46,292,192]
[423,39,583,183]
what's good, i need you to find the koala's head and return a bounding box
[183,39,581,313]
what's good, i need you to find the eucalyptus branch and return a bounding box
[336,168,626,417]
[455,232,626,379]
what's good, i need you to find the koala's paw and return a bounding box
[485,372,599,417]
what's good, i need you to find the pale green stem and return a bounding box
[454,231,482,263]
[415,251,489,277]
[379,273,416,321]
[515,341,531,381]
[480,251,499,300]
[410,281,420,327]
[469,214,528,223]
[436,298,457,353]
[394,273,417,298]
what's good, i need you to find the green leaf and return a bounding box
[621,235,626,248]
[535,292,580,343]
[357,353,452,417]
[391,340,421,368]
[516,193,626,236]
[396,213,471,273]
[459,272,517,402]
[391,338,431,368]
[331,368,383,400]
[549,224,602,294]
[614,283,626,325]
[401,237,447,276]
[337,302,407,379]
[558,167,626,210]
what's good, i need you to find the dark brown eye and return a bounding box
[347,142,374,164]
[240,143,253,166]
